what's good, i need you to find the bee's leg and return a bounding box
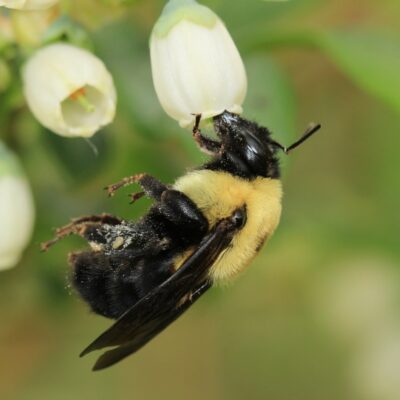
[192,114,222,155]
[69,190,208,320]
[128,191,145,204]
[178,280,211,307]
[105,173,168,201]
[159,189,208,242]
[191,280,212,301]
[41,214,122,251]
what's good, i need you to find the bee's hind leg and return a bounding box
[158,189,209,244]
[41,214,122,252]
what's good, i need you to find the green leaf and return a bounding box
[319,30,400,115]
[244,28,400,116]
[213,0,321,38]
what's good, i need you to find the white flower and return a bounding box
[0,143,35,270]
[150,0,247,128]
[23,43,117,138]
[0,0,59,10]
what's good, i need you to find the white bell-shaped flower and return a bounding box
[150,0,247,128]
[23,43,117,138]
[0,0,59,10]
[0,143,35,270]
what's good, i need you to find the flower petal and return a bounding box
[150,1,247,127]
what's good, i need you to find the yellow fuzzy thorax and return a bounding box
[173,170,282,284]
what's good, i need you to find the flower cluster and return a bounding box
[1,2,117,269]
[0,0,247,269]
[12,0,246,136]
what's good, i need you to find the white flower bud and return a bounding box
[150,0,247,128]
[11,8,58,47]
[0,143,35,270]
[23,43,117,138]
[0,0,59,10]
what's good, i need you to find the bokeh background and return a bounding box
[1,0,400,399]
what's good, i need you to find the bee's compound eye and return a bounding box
[232,206,247,229]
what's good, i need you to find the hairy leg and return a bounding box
[105,173,168,200]
[192,114,222,155]
[41,214,122,251]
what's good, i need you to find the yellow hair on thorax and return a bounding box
[173,170,282,284]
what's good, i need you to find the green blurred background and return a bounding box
[1,0,400,399]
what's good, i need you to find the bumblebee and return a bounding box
[43,111,319,370]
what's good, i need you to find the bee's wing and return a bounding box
[80,216,239,371]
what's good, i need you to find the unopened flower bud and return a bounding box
[11,8,58,47]
[150,0,247,127]
[0,0,59,10]
[0,143,35,270]
[23,43,117,138]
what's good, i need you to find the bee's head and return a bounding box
[213,111,280,178]
[213,111,320,179]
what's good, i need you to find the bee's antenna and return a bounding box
[272,123,321,154]
[286,123,321,153]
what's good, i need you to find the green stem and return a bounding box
[75,93,95,113]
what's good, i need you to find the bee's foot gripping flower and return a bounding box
[150,0,247,128]
[23,43,117,138]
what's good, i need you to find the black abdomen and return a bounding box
[69,192,209,319]
[70,248,176,319]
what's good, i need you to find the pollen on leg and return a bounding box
[112,237,124,250]
[90,242,104,252]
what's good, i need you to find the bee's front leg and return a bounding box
[192,114,222,155]
[105,173,168,202]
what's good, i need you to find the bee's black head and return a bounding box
[211,111,320,180]
[213,111,280,179]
